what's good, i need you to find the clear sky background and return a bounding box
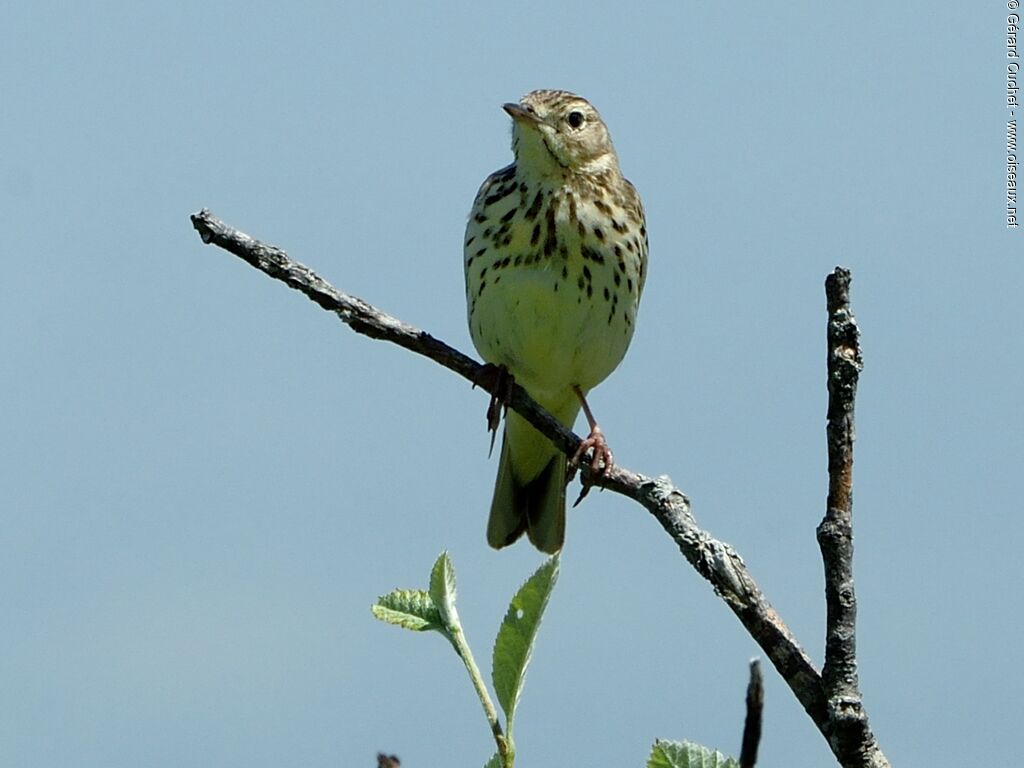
[3,2,1018,766]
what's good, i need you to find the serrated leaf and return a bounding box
[492,554,559,730]
[647,739,739,768]
[429,551,458,629]
[371,589,442,632]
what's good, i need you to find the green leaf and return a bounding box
[647,739,739,768]
[482,753,502,768]
[371,589,442,632]
[492,554,560,731]
[429,551,459,629]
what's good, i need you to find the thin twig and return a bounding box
[190,210,890,767]
[739,659,763,768]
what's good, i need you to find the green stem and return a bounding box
[446,624,513,766]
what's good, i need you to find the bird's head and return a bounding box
[505,90,619,178]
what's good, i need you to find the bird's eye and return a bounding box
[567,110,585,129]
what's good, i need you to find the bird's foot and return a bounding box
[473,363,514,456]
[569,427,613,507]
[567,385,614,504]
[570,425,613,475]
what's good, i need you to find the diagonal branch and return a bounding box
[189,209,889,767]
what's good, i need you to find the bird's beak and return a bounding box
[503,102,540,125]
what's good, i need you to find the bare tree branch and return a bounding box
[739,659,764,768]
[189,210,890,767]
[817,268,883,765]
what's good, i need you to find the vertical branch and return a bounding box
[817,268,882,765]
[739,659,764,768]
[821,268,861,694]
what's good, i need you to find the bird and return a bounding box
[465,89,647,554]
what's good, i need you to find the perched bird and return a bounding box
[464,89,648,554]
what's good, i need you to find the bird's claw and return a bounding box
[473,363,514,456]
[570,426,613,475]
[568,428,612,507]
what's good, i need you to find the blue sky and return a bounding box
[2,2,1017,766]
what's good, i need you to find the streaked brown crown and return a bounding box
[506,89,619,175]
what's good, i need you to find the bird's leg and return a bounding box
[473,363,515,457]
[570,385,614,474]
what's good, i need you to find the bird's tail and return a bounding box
[486,412,567,554]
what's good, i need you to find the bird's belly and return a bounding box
[469,262,634,407]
